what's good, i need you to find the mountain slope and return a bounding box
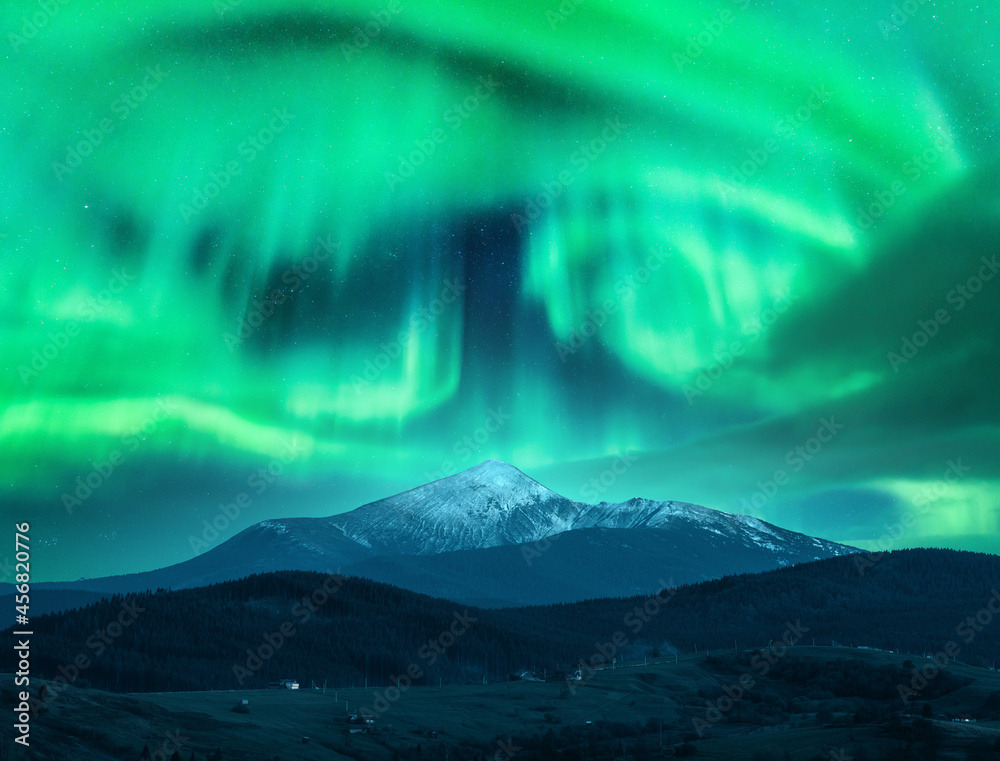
[6,459,858,617]
[346,523,857,607]
[8,549,1000,697]
[326,460,853,561]
[328,459,582,555]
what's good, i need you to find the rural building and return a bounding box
[347,713,376,734]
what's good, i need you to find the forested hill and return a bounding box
[11,572,593,693]
[7,548,999,694]
[512,548,1000,666]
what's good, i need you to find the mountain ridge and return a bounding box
[3,458,859,616]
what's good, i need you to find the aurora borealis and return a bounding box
[1,0,998,581]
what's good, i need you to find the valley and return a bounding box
[4,548,1000,759]
[5,646,1000,760]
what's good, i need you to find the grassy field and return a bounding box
[5,646,1000,760]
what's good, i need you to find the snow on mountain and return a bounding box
[18,459,856,615]
[319,459,854,561]
[570,495,852,561]
[328,460,580,555]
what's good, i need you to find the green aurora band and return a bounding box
[1,0,998,579]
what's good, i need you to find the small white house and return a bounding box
[348,714,376,734]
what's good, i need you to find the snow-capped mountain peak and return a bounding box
[325,459,856,564]
[329,459,577,555]
[439,459,557,505]
[28,458,859,611]
[321,459,860,563]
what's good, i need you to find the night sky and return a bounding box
[2,0,998,582]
